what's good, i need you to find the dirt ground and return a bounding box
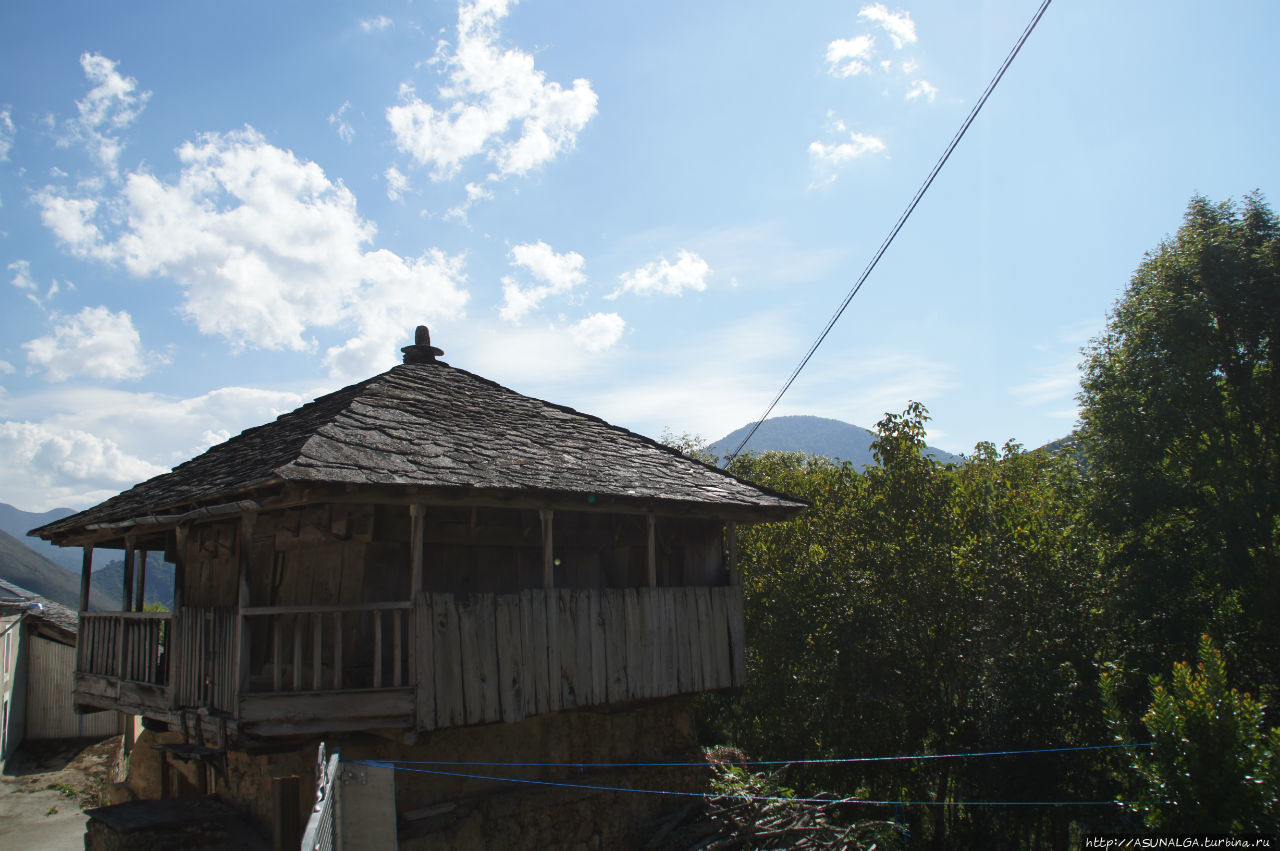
[0,734,122,849]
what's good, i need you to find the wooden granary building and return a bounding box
[31,327,804,845]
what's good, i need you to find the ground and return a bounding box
[0,734,121,850]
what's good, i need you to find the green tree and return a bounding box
[1102,635,1280,832]
[706,404,1108,848]
[1079,192,1280,703]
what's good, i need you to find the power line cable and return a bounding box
[353,741,1149,770]
[366,762,1127,807]
[727,0,1054,463]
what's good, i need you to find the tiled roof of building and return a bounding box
[0,578,78,633]
[33,347,805,541]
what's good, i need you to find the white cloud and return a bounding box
[0,383,308,510]
[826,35,876,78]
[0,109,14,161]
[329,100,355,143]
[8,259,36,291]
[858,3,917,49]
[445,180,495,221]
[385,165,410,201]
[361,15,393,32]
[809,133,886,165]
[62,53,151,176]
[569,312,625,352]
[35,126,469,373]
[906,80,938,102]
[386,0,598,181]
[499,241,586,321]
[0,361,14,375]
[0,420,168,511]
[610,250,710,299]
[23,306,161,382]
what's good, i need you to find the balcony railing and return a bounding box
[74,586,744,735]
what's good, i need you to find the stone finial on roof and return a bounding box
[401,325,445,364]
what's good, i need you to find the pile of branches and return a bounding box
[643,796,899,850]
[642,751,901,850]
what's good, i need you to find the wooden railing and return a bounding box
[415,586,744,731]
[78,611,170,687]
[172,607,236,712]
[242,603,413,694]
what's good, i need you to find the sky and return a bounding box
[1,0,1278,512]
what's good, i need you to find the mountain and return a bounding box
[93,557,176,610]
[708,415,963,468]
[0,502,82,572]
[0,527,115,610]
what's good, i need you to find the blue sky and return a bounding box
[1,0,1277,511]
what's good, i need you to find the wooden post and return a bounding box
[646,514,657,588]
[78,545,94,613]
[540,508,554,588]
[122,535,136,612]
[134,550,148,611]
[409,504,425,599]
[169,526,187,709]
[272,775,302,851]
[234,512,256,703]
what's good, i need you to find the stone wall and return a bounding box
[117,698,706,849]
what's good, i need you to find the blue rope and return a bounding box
[353,742,1150,769]
[357,762,1127,807]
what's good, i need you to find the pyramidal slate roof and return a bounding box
[33,355,805,542]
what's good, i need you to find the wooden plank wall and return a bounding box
[414,585,743,732]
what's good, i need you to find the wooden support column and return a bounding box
[646,514,657,588]
[540,508,554,588]
[409,504,426,599]
[233,512,257,703]
[170,525,188,709]
[134,550,148,611]
[78,545,94,613]
[122,535,136,612]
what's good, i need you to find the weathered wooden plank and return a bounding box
[696,586,714,692]
[414,594,434,730]
[525,590,549,716]
[639,588,657,700]
[543,589,562,712]
[373,609,384,689]
[475,593,500,724]
[292,616,303,691]
[312,613,323,690]
[393,608,404,688]
[563,590,586,708]
[604,590,626,704]
[432,593,464,728]
[456,597,481,725]
[588,590,606,706]
[624,588,643,701]
[662,588,678,697]
[710,587,732,689]
[409,504,426,599]
[675,588,695,693]
[332,612,343,690]
[495,594,523,723]
[646,515,657,587]
[239,689,414,723]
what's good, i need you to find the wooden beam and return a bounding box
[122,536,136,612]
[234,512,256,702]
[409,504,425,599]
[646,514,657,588]
[134,550,147,612]
[540,508,554,588]
[78,545,94,613]
[169,526,186,710]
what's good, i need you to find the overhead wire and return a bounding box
[726,0,1055,463]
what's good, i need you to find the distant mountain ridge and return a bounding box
[708,415,963,468]
[0,502,81,572]
[0,527,115,610]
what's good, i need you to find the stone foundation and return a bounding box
[118,698,707,849]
